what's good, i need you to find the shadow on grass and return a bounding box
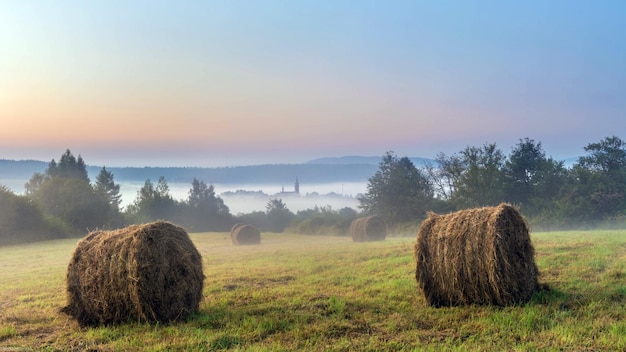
[529,281,626,311]
[529,284,576,307]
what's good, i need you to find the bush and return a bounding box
[0,186,70,245]
[288,207,358,236]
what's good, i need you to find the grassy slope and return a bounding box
[0,230,625,351]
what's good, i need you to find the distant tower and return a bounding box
[294,177,300,194]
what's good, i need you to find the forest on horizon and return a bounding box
[1,136,625,246]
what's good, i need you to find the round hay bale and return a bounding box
[350,216,387,242]
[231,224,261,245]
[230,223,245,233]
[61,221,204,326]
[415,203,539,307]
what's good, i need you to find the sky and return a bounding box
[2,1,625,167]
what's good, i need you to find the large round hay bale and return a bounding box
[350,216,387,242]
[231,224,261,245]
[415,203,539,307]
[61,221,204,326]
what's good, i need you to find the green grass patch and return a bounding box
[1,230,626,350]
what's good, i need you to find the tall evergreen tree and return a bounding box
[47,149,89,181]
[94,167,122,210]
[25,150,114,233]
[156,176,168,196]
[359,151,434,228]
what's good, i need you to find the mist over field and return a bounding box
[0,177,365,214]
[117,181,365,214]
[0,159,370,214]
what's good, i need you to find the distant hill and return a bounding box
[307,156,434,167]
[306,156,381,165]
[0,154,578,189]
[90,164,379,184]
[0,159,379,185]
[0,155,443,187]
[0,159,48,179]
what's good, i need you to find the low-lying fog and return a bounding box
[118,182,366,214]
[1,179,366,214]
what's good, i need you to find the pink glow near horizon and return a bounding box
[2,1,624,166]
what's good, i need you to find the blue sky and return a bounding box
[1,1,625,166]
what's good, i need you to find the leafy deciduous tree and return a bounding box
[266,198,294,233]
[185,178,231,231]
[563,136,626,223]
[0,186,67,244]
[126,177,179,222]
[502,138,546,208]
[446,143,506,208]
[34,177,110,232]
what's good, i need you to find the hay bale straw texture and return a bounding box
[350,216,387,242]
[231,224,261,245]
[62,221,204,326]
[415,203,538,307]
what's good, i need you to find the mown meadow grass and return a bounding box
[1,230,625,351]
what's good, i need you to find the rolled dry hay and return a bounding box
[231,224,261,245]
[230,223,245,233]
[61,221,204,326]
[415,203,539,307]
[350,216,387,242]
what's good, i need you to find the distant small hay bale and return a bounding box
[350,216,387,242]
[230,223,245,233]
[231,224,261,245]
[61,221,204,326]
[415,203,539,307]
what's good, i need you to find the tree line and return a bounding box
[1,135,625,244]
[0,150,296,245]
[359,136,626,231]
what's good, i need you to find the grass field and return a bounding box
[1,230,625,351]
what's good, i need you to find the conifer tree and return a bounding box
[358,151,434,228]
[94,166,122,210]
